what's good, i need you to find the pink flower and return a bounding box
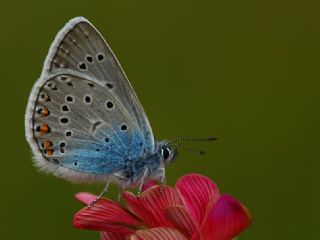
[74,174,252,240]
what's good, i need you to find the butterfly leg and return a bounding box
[159,167,166,192]
[116,184,126,203]
[137,167,149,196]
[117,190,122,203]
[88,178,111,207]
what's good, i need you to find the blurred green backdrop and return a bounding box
[0,0,318,239]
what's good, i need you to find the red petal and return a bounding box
[165,205,199,238]
[75,192,97,205]
[201,194,252,240]
[131,227,187,240]
[142,180,158,192]
[74,198,141,234]
[176,174,220,224]
[122,191,145,221]
[100,231,125,240]
[123,186,182,227]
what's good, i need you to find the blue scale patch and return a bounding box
[61,129,150,174]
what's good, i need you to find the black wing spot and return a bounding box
[78,62,87,70]
[105,137,110,143]
[37,108,43,114]
[97,54,104,61]
[39,93,51,102]
[106,82,113,89]
[60,117,69,124]
[84,95,92,103]
[66,96,73,102]
[53,62,60,68]
[59,75,68,81]
[61,105,69,112]
[65,131,72,136]
[106,101,114,109]
[120,124,128,131]
[47,82,57,90]
[86,56,93,63]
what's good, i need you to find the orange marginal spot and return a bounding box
[41,108,50,117]
[47,149,53,156]
[43,140,53,150]
[40,124,50,135]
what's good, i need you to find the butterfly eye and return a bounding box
[161,147,170,160]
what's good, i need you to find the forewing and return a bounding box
[43,17,154,152]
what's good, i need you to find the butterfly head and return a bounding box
[157,136,217,166]
[157,142,178,166]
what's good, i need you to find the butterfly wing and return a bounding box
[25,17,154,183]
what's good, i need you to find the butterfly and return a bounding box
[25,17,214,197]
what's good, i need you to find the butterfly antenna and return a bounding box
[168,136,217,144]
[172,144,206,155]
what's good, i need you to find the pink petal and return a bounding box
[74,198,141,234]
[165,205,199,238]
[100,231,125,240]
[123,186,182,228]
[176,174,220,224]
[131,227,188,240]
[201,194,252,240]
[75,192,97,205]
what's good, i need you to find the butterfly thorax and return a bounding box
[111,141,177,187]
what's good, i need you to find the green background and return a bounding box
[0,0,318,239]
